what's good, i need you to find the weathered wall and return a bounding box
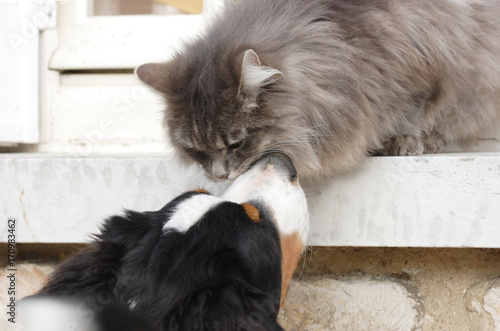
[281,247,500,330]
[2,155,500,249]
[2,246,500,330]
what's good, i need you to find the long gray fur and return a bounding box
[137,0,500,181]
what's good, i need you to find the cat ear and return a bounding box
[239,49,282,96]
[135,63,167,93]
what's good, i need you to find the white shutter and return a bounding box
[37,0,226,153]
[41,0,500,153]
[49,0,222,70]
[0,1,55,145]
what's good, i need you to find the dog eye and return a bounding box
[228,141,243,151]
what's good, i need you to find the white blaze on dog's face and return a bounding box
[160,153,309,306]
[164,154,309,244]
[222,153,309,305]
[222,153,309,243]
[163,193,223,233]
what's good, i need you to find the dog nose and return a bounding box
[260,153,298,182]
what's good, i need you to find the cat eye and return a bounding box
[186,148,207,161]
[228,141,244,151]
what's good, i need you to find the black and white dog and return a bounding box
[24,154,309,331]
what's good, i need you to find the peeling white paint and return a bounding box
[1,154,499,247]
[307,153,500,247]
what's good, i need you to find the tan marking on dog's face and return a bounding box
[192,189,210,194]
[279,231,304,307]
[241,203,260,223]
[222,161,309,243]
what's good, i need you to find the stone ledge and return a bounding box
[4,260,500,330]
[466,278,500,331]
[1,153,500,247]
[3,247,500,330]
[279,275,425,330]
[1,264,424,330]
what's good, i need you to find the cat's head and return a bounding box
[137,49,285,181]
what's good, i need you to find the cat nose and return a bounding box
[211,158,230,180]
[214,171,230,180]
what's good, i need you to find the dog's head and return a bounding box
[222,153,309,305]
[31,153,309,330]
[117,153,309,328]
[157,153,309,304]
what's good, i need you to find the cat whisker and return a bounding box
[152,183,185,195]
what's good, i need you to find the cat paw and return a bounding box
[381,135,424,156]
[423,131,445,154]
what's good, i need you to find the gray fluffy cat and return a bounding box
[137,0,500,181]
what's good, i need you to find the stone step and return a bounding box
[2,153,500,247]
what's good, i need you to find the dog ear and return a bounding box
[37,212,145,296]
[242,203,260,223]
[37,242,121,296]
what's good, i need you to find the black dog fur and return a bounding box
[36,191,285,331]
